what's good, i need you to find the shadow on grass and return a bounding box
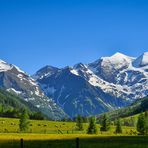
[0,136,148,148]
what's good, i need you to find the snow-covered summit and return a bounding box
[111,52,132,58]
[0,59,12,72]
[0,59,26,74]
[88,52,134,83]
[101,52,134,65]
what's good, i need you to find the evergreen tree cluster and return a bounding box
[75,114,123,134]
[137,111,148,135]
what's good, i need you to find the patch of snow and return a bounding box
[34,87,44,96]
[7,88,22,94]
[13,65,25,74]
[35,87,40,96]
[36,105,40,108]
[24,98,29,102]
[17,74,24,81]
[28,78,38,86]
[28,98,35,101]
[48,104,52,110]
[70,69,79,76]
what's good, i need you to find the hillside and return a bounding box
[97,96,148,121]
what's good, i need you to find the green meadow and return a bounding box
[0,117,147,148]
[0,117,136,134]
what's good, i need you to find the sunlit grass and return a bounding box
[0,117,136,135]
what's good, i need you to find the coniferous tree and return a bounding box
[115,118,122,134]
[76,114,83,131]
[19,109,30,132]
[87,116,97,134]
[137,113,145,135]
[100,114,110,132]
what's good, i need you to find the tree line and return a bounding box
[75,111,148,135]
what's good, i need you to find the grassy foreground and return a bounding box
[0,117,147,148]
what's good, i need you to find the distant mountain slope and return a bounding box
[34,52,148,118]
[97,96,148,121]
[0,60,67,120]
[36,66,130,117]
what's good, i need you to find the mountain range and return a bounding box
[34,52,148,117]
[0,52,147,119]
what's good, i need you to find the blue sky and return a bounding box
[0,0,148,74]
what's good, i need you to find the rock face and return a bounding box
[0,60,67,120]
[34,52,148,118]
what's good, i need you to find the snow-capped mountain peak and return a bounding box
[111,52,130,58]
[0,59,26,74]
[101,52,134,64]
[0,59,13,72]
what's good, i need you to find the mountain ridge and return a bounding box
[34,52,148,118]
[0,52,147,119]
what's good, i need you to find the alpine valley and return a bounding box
[0,52,147,119]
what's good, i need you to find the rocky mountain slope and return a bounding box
[0,60,66,120]
[34,52,148,118]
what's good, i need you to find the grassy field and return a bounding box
[0,117,136,134]
[0,117,147,148]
